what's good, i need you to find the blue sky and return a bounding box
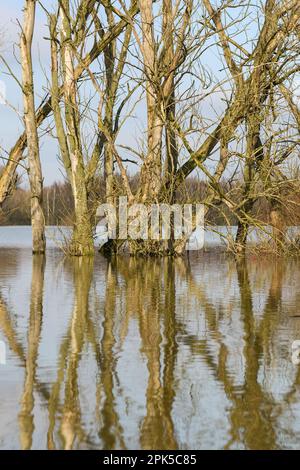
[1,1,68,185]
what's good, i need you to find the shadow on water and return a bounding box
[1,251,300,449]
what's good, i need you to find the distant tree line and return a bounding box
[1,173,300,230]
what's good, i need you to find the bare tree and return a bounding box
[0,0,139,208]
[20,0,46,253]
[1,0,300,256]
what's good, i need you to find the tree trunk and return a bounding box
[235,221,249,255]
[163,0,178,188]
[20,0,46,254]
[60,1,94,256]
[235,107,264,254]
[270,204,286,249]
[139,0,163,200]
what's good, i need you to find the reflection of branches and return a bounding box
[114,257,178,449]
[0,272,53,432]
[178,257,287,449]
[97,261,125,450]
[46,258,95,449]
[47,331,71,449]
[227,260,277,449]
[59,258,94,450]
[0,298,26,364]
[47,257,125,450]
[18,255,45,450]
[2,251,300,450]
[162,261,178,449]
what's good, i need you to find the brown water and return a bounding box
[0,244,300,449]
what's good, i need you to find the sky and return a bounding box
[0,0,62,185]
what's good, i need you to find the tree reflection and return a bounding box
[1,252,300,449]
[176,256,287,449]
[18,255,46,450]
[97,259,125,449]
[47,257,94,449]
[98,257,178,449]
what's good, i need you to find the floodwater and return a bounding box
[0,227,300,449]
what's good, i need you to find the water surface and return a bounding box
[0,228,300,449]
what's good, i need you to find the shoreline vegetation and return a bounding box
[1,176,300,258]
[1,175,300,228]
[0,1,300,257]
